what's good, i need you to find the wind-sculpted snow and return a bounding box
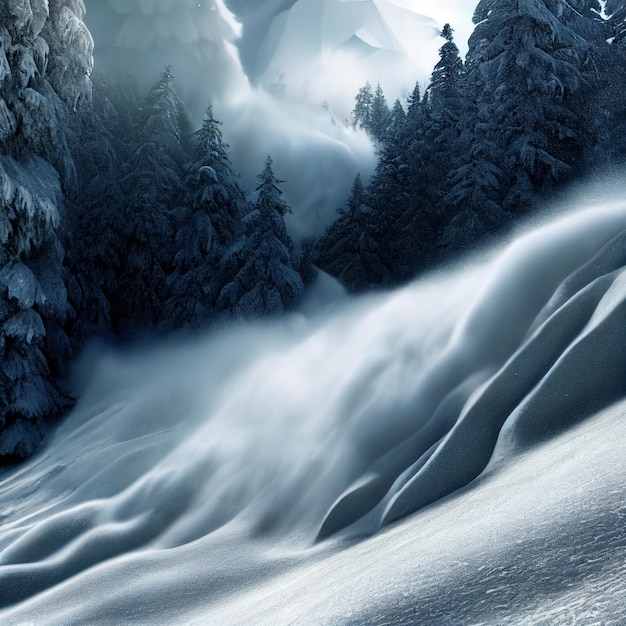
[318,204,626,538]
[1,202,626,622]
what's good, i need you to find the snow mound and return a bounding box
[320,209,626,538]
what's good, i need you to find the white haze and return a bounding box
[1,194,626,622]
[83,0,475,239]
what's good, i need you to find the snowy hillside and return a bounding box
[1,201,625,623]
[1,1,626,622]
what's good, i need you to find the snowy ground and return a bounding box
[206,401,626,626]
[1,201,625,624]
[1,400,624,625]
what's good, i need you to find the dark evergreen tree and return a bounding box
[387,99,406,139]
[462,0,603,216]
[64,73,154,349]
[427,24,464,123]
[442,126,509,253]
[113,67,190,333]
[318,173,392,291]
[420,23,465,221]
[402,82,431,212]
[216,157,303,316]
[185,104,248,236]
[406,82,421,115]
[0,0,92,459]
[368,82,391,143]
[164,104,247,327]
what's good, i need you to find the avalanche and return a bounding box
[0,198,625,624]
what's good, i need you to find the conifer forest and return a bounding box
[1,2,626,624]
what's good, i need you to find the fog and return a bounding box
[82,0,475,239]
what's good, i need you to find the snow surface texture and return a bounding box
[0,200,625,623]
[82,0,474,240]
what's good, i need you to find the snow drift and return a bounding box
[0,199,626,622]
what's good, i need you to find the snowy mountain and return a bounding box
[225,0,457,106]
[81,0,476,240]
[85,0,475,112]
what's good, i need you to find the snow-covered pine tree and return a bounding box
[402,82,432,212]
[365,95,428,283]
[351,81,373,131]
[113,66,190,333]
[420,23,465,221]
[164,104,248,327]
[368,82,391,143]
[463,0,605,215]
[427,24,464,124]
[216,156,303,316]
[0,0,93,459]
[354,28,464,283]
[318,173,391,291]
[42,0,93,111]
[186,103,247,239]
[386,99,406,140]
[64,76,137,347]
[441,126,509,254]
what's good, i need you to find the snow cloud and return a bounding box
[83,0,475,239]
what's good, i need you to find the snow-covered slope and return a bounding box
[1,198,625,623]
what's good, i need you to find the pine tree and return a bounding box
[442,125,509,254]
[188,104,248,232]
[113,67,190,333]
[406,82,421,118]
[0,1,91,458]
[420,23,465,219]
[318,173,393,291]
[65,76,137,347]
[368,82,391,142]
[463,0,604,215]
[216,157,303,317]
[352,81,374,131]
[41,0,93,111]
[427,24,464,123]
[164,104,249,328]
[387,99,406,137]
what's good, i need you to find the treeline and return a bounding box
[65,67,307,347]
[318,1,626,290]
[0,0,306,459]
[3,0,626,459]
